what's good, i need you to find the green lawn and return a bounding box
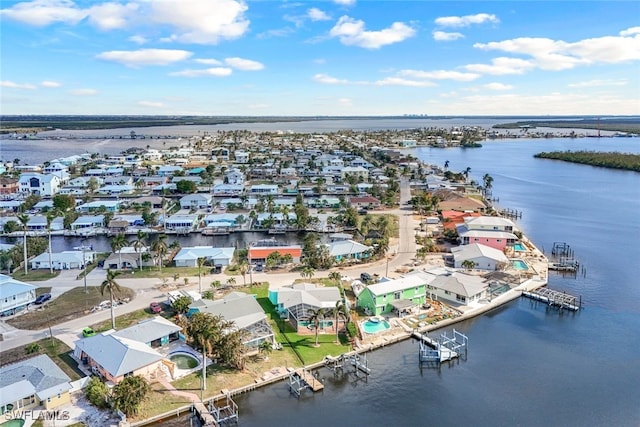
[6,286,135,330]
[12,269,59,281]
[0,338,84,381]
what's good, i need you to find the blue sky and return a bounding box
[1,0,639,116]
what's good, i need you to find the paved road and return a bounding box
[0,182,425,352]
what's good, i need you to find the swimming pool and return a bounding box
[169,352,200,369]
[511,259,528,270]
[361,319,390,334]
[513,243,526,252]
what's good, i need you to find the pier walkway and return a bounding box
[522,287,581,311]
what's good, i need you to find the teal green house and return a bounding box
[356,275,427,316]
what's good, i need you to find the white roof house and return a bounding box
[0,274,36,315]
[451,243,509,270]
[112,316,181,346]
[173,246,235,267]
[179,194,212,209]
[18,173,61,197]
[164,214,199,231]
[464,216,516,232]
[31,250,96,270]
[326,240,372,261]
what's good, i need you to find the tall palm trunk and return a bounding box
[48,229,53,274]
[23,230,28,275]
[109,288,116,329]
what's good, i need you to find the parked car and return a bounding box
[360,272,372,283]
[82,327,96,337]
[34,293,52,305]
[149,302,162,313]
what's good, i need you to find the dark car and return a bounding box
[360,273,372,283]
[34,293,52,305]
[149,302,162,313]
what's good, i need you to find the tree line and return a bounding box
[534,151,640,172]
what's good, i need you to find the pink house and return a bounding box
[458,229,517,251]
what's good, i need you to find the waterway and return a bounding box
[4,122,640,426]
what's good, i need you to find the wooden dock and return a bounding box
[522,287,581,311]
[298,369,324,391]
[193,402,216,426]
[288,369,323,397]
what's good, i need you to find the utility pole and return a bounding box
[82,243,88,294]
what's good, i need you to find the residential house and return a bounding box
[77,200,120,213]
[27,215,64,233]
[70,215,104,232]
[457,229,518,251]
[111,316,181,348]
[157,165,183,176]
[0,354,73,412]
[31,250,96,270]
[234,151,250,163]
[164,214,199,232]
[463,216,515,233]
[250,184,278,195]
[248,244,302,264]
[0,274,36,316]
[356,275,427,316]
[173,246,235,267]
[187,292,274,349]
[326,240,372,262]
[341,166,369,181]
[349,195,381,210]
[213,184,244,196]
[451,243,509,271]
[0,177,18,195]
[179,194,212,210]
[435,191,487,212]
[268,283,343,332]
[415,268,488,306]
[18,173,61,197]
[203,214,242,230]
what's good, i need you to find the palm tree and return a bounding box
[258,340,273,360]
[112,375,149,417]
[307,308,326,347]
[100,269,122,329]
[461,259,476,270]
[110,233,129,271]
[45,211,58,274]
[328,271,342,286]
[238,262,248,287]
[151,234,168,272]
[332,300,350,344]
[17,213,29,275]
[226,277,236,287]
[300,266,315,280]
[197,257,206,294]
[463,167,471,183]
[132,230,147,271]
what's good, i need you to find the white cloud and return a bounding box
[619,26,640,37]
[483,82,514,90]
[313,73,349,84]
[568,79,628,88]
[128,35,148,45]
[195,58,223,65]
[374,77,435,87]
[399,69,480,81]
[96,49,192,67]
[1,80,37,90]
[338,97,352,106]
[224,57,264,71]
[464,57,536,75]
[435,13,499,28]
[150,0,249,44]
[138,100,165,108]
[87,2,138,30]
[307,8,331,21]
[329,15,415,49]
[69,88,97,96]
[432,31,464,41]
[474,31,640,71]
[169,67,233,77]
[40,80,62,88]
[333,0,356,5]
[0,0,86,26]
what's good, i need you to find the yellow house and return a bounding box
[0,354,72,413]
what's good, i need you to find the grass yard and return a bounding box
[127,381,194,422]
[12,269,60,281]
[0,338,84,381]
[6,286,135,330]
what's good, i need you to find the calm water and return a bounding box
[4,121,640,426]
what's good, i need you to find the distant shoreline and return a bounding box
[2,115,638,133]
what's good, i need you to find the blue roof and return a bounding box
[0,274,37,299]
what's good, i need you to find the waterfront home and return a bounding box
[327,239,372,262]
[179,194,212,210]
[27,215,64,232]
[111,316,181,348]
[73,331,166,384]
[164,214,199,232]
[70,215,104,231]
[255,212,296,228]
[248,244,302,264]
[356,275,427,316]
[268,283,343,332]
[349,195,381,210]
[457,229,517,251]
[187,292,274,350]
[250,184,279,195]
[341,166,369,181]
[412,268,488,306]
[108,219,129,234]
[173,246,235,267]
[463,216,515,232]
[77,200,120,213]
[441,210,482,231]
[203,213,241,230]
[451,243,508,271]
[306,196,341,208]
[0,354,73,412]
[133,195,164,209]
[435,191,487,212]
[30,250,95,270]
[18,173,61,197]
[0,274,36,316]
[157,165,183,176]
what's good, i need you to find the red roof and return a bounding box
[249,247,302,259]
